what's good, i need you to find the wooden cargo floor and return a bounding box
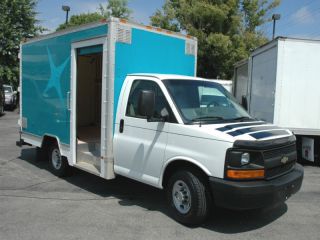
[77,126,100,143]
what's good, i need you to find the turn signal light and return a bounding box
[227,169,265,180]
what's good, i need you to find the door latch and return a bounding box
[119,119,124,133]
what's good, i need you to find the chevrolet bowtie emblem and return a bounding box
[281,156,289,164]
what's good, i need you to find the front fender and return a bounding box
[159,156,213,188]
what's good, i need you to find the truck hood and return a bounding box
[183,121,293,143]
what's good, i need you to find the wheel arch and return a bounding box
[41,134,69,159]
[160,157,212,188]
[41,135,58,149]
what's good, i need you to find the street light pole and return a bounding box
[62,5,71,25]
[272,14,281,40]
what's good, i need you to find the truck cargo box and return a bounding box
[19,18,197,178]
[233,37,320,163]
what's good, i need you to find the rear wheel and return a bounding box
[48,144,69,177]
[166,170,211,226]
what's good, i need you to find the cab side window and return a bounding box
[126,80,177,123]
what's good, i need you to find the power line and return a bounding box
[260,0,319,33]
[277,0,315,22]
[262,6,320,38]
[277,6,320,30]
[279,6,320,30]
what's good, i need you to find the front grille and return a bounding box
[263,144,297,180]
[263,144,296,159]
[265,161,295,179]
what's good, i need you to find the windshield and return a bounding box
[4,86,12,93]
[163,80,252,124]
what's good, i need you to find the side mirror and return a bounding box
[241,95,248,110]
[160,108,169,121]
[138,90,155,120]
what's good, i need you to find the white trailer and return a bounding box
[233,37,320,165]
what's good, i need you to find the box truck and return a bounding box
[17,19,303,225]
[234,37,320,166]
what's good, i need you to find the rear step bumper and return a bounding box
[16,139,32,147]
[209,164,304,210]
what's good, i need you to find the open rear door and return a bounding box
[70,37,108,176]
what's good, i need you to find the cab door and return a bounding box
[114,79,176,187]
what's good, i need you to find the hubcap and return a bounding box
[51,148,62,170]
[172,180,191,214]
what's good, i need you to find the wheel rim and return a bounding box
[172,180,192,214]
[51,148,62,170]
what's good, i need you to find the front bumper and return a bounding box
[209,164,304,210]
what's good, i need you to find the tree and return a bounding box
[150,0,280,79]
[150,0,179,32]
[57,0,132,31]
[56,13,103,31]
[99,0,132,19]
[242,0,280,32]
[0,0,43,87]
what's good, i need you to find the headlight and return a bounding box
[225,149,264,180]
[241,153,250,165]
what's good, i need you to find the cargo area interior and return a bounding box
[76,49,102,171]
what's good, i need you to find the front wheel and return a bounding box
[166,170,211,226]
[48,144,69,177]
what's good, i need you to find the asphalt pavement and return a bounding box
[0,110,319,240]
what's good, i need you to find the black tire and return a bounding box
[166,170,211,226]
[48,144,69,177]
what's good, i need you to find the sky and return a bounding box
[36,0,165,31]
[36,0,320,40]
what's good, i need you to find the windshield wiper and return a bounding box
[229,116,254,122]
[191,116,224,122]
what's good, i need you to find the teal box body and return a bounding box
[114,27,196,119]
[21,24,108,145]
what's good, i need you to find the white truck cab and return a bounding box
[111,74,303,225]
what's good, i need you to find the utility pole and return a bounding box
[62,5,71,25]
[272,14,281,40]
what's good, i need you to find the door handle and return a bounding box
[67,91,71,111]
[119,119,124,133]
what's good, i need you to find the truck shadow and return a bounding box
[19,147,287,233]
[202,203,287,233]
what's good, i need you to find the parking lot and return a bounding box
[0,110,319,240]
